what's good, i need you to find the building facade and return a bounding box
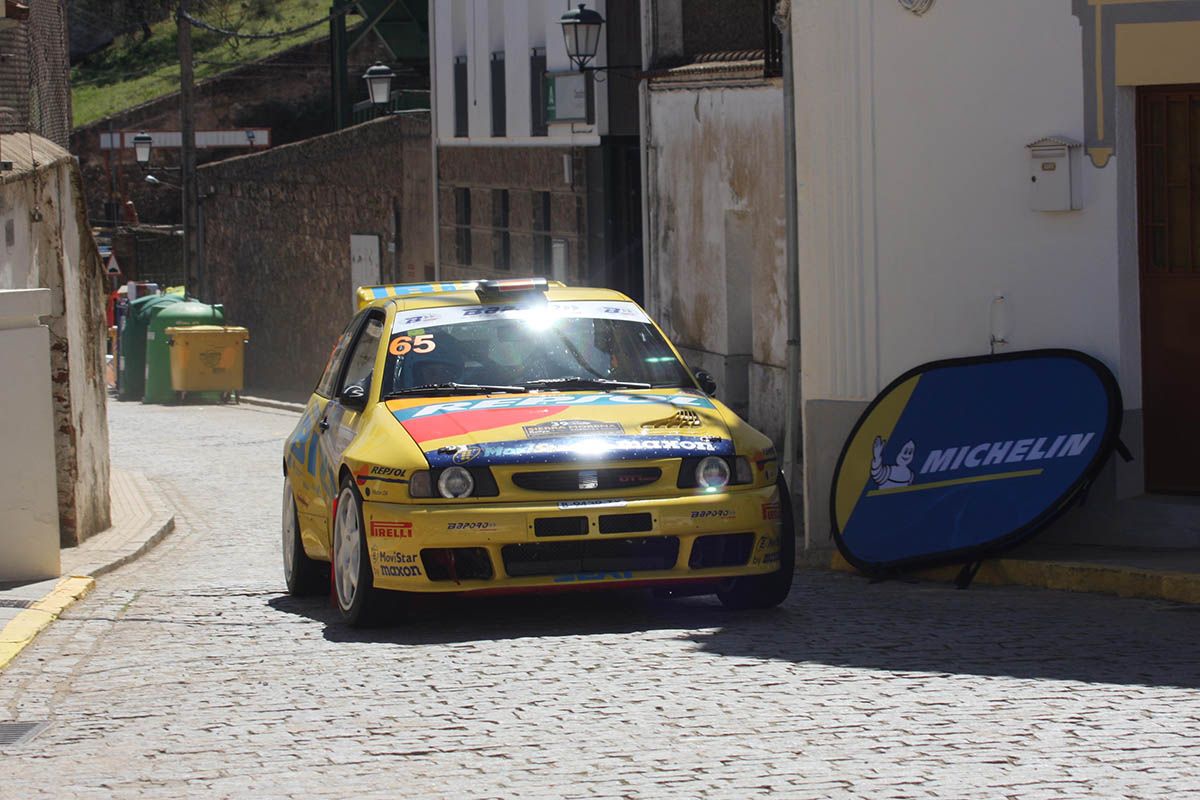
[789,0,1200,552]
[640,0,787,442]
[432,0,643,298]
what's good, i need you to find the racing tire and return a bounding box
[717,475,796,610]
[331,476,379,627]
[282,474,328,596]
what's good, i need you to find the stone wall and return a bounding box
[200,113,433,396]
[0,134,111,546]
[438,146,589,284]
[70,34,406,226]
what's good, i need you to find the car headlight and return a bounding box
[677,456,754,489]
[696,456,731,490]
[437,466,475,499]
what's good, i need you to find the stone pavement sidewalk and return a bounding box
[0,469,174,670]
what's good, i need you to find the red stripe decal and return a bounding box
[400,406,568,444]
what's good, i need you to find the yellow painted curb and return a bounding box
[829,551,1200,604]
[0,576,95,671]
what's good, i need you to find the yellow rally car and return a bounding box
[282,278,793,624]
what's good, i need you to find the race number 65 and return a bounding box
[390,334,436,356]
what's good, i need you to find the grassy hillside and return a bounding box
[71,0,332,128]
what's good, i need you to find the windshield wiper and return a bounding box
[525,377,652,391]
[386,382,528,397]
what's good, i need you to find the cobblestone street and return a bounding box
[1,401,1198,798]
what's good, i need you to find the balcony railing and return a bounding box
[352,90,432,125]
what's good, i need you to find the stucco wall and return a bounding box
[789,0,1164,546]
[201,114,434,397]
[0,135,111,546]
[645,82,786,443]
[793,1,1126,403]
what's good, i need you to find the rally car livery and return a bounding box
[282,278,794,625]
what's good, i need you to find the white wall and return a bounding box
[434,0,609,147]
[793,0,1132,403]
[646,82,787,441]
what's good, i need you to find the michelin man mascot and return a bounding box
[871,436,916,489]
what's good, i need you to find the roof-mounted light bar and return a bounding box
[475,277,555,302]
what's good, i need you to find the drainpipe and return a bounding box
[429,3,442,281]
[775,0,801,495]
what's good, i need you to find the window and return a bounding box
[315,314,364,397]
[492,189,511,270]
[491,52,506,137]
[530,47,547,137]
[454,188,472,266]
[532,190,552,273]
[338,314,384,399]
[454,56,468,138]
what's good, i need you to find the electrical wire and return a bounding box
[178,3,354,42]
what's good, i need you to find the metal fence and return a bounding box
[0,0,73,147]
[352,90,431,126]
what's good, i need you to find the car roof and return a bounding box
[357,282,636,313]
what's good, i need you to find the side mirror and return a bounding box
[694,369,717,396]
[339,382,368,411]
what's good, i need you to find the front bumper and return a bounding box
[361,484,785,593]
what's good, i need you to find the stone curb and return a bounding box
[830,551,1200,605]
[238,395,305,413]
[0,473,176,671]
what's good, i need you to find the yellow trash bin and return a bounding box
[165,325,249,400]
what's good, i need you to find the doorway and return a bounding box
[1137,85,1200,493]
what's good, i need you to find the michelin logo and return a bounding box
[872,436,915,489]
[871,432,1098,490]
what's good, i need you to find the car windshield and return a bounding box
[382,300,695,396]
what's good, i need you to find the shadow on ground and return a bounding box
[267,570,1200,690]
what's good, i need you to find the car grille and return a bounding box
[512,467,662,492]
[688,533,755,569]
[421,547,494,581]
[501,537,680,577]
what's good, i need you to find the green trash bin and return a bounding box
[144,302,225,404]
[118,294,182,402]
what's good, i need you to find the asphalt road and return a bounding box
[2,400,1198,799]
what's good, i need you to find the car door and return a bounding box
[316,311,385,533]
[287,312,366,558]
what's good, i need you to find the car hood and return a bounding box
[384,390,734,468]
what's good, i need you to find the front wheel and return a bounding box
[331,477,378,626]
[282,474,328,596]
[717,476,796,610]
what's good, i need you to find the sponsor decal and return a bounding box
[370,466,408,477]
[524,419,624,439]
[451,445,484,465]
[762,553,781,565]
[358,465,410,486]
[377,551,420,565]
[425,435,734,469]
[380,565,422,578]
[553,570,635,583]
[761,502,781,521]
[393,393,715,422]
[558,499,628,510]
[757,535,780,551]
[754,446,779,472]
[392,300,652,334]
[370,521,413,539]
[690,509,736,519]
[447,521,496,531]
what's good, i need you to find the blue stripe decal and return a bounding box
[372,287,390,299]
[392,393,716,422]
[425,435,734,468]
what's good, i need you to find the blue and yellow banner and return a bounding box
[832,349,1122,574]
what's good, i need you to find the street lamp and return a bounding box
[560,3,605,71]
[144,174,181,190]
[132,132,153,165]
[363,62,395,106]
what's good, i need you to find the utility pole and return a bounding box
[178,0,200,298]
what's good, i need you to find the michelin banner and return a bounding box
[831,350,1122,575]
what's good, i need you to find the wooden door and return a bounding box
[1137,86,1200,493]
